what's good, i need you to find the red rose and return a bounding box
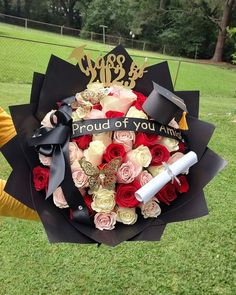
[72,135,92,150]
[116,180,141,207]
[103,143,126,162]
[178,142,186,153]
[84,195,94,215]
[33,166,50,191]
[92,104,102,110]
[132,91,147,110]
[174,175,189,193]
[134,132,159,147]
[105,111,124,118]
[150,144,170,166]
[157,182,177,205]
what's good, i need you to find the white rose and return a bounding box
[93,132,112,147]
[53,187,69,209]
[84,140,106,167]
[127,145,152,168]
[126,106,148,119]
[158,137,179,152]
[91,188,116,213]
[148,165,165,177]
[116,207,138,225]
[140,197,161,218]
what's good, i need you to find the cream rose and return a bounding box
[101,86,136,115]
[69,142,83,164]
[126,106,148,119]
[94,212,117,230]
[53,187,69,209]
[91,188,116,213]
[137,170,153,186]
[148,165,165,177]
[93,132,112,147]
[140,197,161,218]
[84,140,106,167]
[41,110,57,128]
[113,131,135,152]
[116,207,138,225]
[39,154,52,166]
[72,167,88,188]
[117,161,141,184]
[158,137,179,152]
[127,145,152,168]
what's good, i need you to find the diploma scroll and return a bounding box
[135,151,198,203]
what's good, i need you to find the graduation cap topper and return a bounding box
[143,82,189,130]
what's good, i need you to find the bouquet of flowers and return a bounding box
[1,45,226,246]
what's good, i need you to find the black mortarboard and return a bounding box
[143,82,188,129]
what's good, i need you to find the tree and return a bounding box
[212,0,235,62]
[59,0,79,26]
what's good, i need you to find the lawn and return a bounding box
[0,23,236,295]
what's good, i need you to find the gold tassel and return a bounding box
[179,112,188,130]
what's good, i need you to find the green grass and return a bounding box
[0,23,236,295]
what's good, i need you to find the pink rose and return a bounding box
[41,110,57,128]
[140,197,161,218]
[85,109,105,119]
[94,212,117,230]
[72,168,88,188]
[117,161,142,184]
[113,131,135,152]
[69,142,83,164]
[39,153,52,166]
[101,86,137,115]
[53,187,69,209]
[137,170,153,186]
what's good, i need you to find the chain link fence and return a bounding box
[0,13,151,51]
[1,33,232,101]
[0,34,182,85]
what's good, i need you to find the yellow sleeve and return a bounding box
[0,179,39,221]
[0,107,16,148]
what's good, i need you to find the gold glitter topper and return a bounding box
[69,46,148,88]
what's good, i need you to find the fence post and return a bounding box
[25,19,28,29]
[60,26,64,35]
[143,42,146,51]
[174,60,181,88]
[91,32,93,40]
[119,36,122,44]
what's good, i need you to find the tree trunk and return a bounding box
[60,0,77,27]
[212,0,235,62]
[159,0,166,10]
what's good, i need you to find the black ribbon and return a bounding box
[29,96,90,225]
[72,118,183,142]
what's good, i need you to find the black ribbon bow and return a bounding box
[29,96,90,225]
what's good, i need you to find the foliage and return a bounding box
[228,27,236,63]
[0,0,235,61]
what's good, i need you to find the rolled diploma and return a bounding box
[135,151,198,203]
